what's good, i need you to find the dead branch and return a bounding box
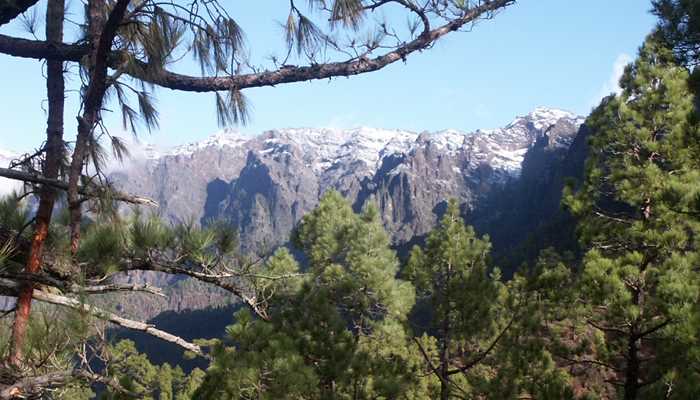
[0,280,204,357]
[0,368,138,399]
[0,168,157,206]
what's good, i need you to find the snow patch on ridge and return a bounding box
[140,107,584,180]
[168,129,248,157]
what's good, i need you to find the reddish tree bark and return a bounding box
[8,0,65,366]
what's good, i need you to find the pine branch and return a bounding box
[73,282,165,297]
[0,167,157,206]
[447,314,516,375]
[0,0,514,92]
[114,253,270,320]
[412,337,446,385]
[0,280,205,357]
[586,319,628,336]
[634,318,673,341]
[555,352,622,373]
[1,271,166,297]
[2,272,165,298]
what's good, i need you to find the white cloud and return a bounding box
[591,53,633,107]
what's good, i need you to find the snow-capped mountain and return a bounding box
[155,106,581,176]
[112,107,584,251]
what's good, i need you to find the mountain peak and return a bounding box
[110,107,585,255]
[530,106,578,119]
[131,107,584,174]
[507,107,583,131]
[168,128,248,157]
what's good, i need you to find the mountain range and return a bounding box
[112,107,584,253]
[0,107,589,319]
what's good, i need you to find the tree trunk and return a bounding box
[67,0,103,256]
[67,0,131,256]
[623,255,648,400]
[439,264,452,400]
[439,321,450,400]
[8,0,65,367]
[623,328,640,400]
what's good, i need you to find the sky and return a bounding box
[0,0,657,153]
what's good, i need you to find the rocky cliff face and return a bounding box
[0,107,588,318]
[469,121,591,274]
[113,107,584,255]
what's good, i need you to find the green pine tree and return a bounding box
[483,249,581,399]
[193,191,425,399]
[564,37,700,399]
[405,199,508,399]
[652,0,700,71]
[98,340,205,400]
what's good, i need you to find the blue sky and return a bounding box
[0,0,656,152]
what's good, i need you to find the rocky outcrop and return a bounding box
[113,107,584,254]
[101,107,587,317]
[0,107,588,318]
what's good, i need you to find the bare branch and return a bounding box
[0,369,138,400]
[0,280,204,357]
[0,167,158,206]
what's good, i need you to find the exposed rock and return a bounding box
[101,107,587,317]
[113,107,584,254]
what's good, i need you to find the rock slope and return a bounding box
[113,107,584,252]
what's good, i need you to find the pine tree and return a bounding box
[405,199,508,399]
[564,38,700,399]
[97,340,205,400]
[193,191,425,399]
[652,0,700,69]
[483,249,581,399]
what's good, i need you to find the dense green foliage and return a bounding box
[653,0,700,67]
[193,192,429,399]
[190,194,586,399]
[98,340,205,400]
[563,37,700,398]
[405,200,505,398]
